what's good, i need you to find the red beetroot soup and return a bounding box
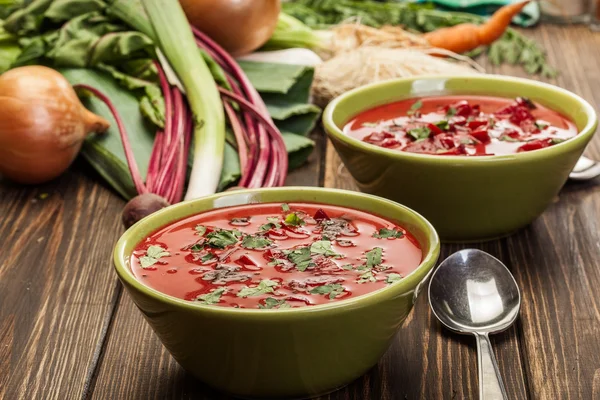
[130,202,423,309]
[343,95,578,156]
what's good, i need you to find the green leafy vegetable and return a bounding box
[446,107,457,117]
[365,247,383,268]
[139,245,170,268]
[358,271,376,283]
[407,99,422,115]
[408,127,431,141]
[309,283,345,299]
[287,246,313,271]
[206,229,242,249]
[284,212,305,226]
[341,264,354,270]
[535,121,549,130]
[241,235,273,249]
[200,253,215,263]
[259,217,281,231]
[386,273,403,284]
[258,297,291,309]
[310,240,340,257]
[435,120,450,130]
[195,288,226,305]
[373,228,404,239]
[281,203,290,212]
[237,279,278,298]
[195,225,207,236]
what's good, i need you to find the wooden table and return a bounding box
[1,25,600,400]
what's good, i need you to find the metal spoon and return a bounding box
[428,249,521,400]
[569,156,600,181]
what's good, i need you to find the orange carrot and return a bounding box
[423,0,530,54]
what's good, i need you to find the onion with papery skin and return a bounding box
[179,0,281,56]
[0,66,110,184]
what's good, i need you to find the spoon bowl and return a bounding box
[428,249,521,399]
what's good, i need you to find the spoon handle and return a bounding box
[474,333,509,400]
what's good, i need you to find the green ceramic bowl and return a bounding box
[323,75,598,241]
[113,187,440,399]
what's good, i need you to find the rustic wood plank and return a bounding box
[0,161,124,400]
[88,130,326,400]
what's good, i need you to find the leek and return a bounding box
[141,0,225,200]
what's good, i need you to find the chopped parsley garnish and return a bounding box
[200,253,215,263]
[435,120,450,130]
[206,229,242,249]
[365,247,383,268]
[259,297,291,309]
[309,283,345,299]
[195,225,207,236]
[259,217,281,231]
[195,288,226,305]
[446,107,457,117]
[237,279,278,298]
[281,203,290,212]
[310,240,341,257]
[407,100,423,115]
[139,245,170,268]
[373,228,404,239]
[386,273,403,284]
[408,126,431,141]
[358,271,376,283]
[190,241,205,252]
[499,135,520,142]
[535,121,549,130]
[341,264,354,270]
[361,122,379,128]
[241,235,273,249]
[284,212,305,226]
[286,247,313,271]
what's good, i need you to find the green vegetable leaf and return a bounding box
[287,246,313,271]
[535,121,549,130]
[237,279,278,298]
[281,203,290,212]
[206,229,242,249]
[310,240,340,257]
[259,217,281,231]
[341,264,353,270]
[195,225,207,236]
[258,297,291,309]
[139,245,170,268]
[373,228,404,239]
[284,212,305,226]
[435,120,449,131]
[407,99,422,115]
[446,107,457,117]
[195,288,226,305]
[358,271,376,283]
[309,283,345,299]
[386,273,403,284]
[200,253,215,263]
[365,247,383,269]
[241,235,273,249]
[408,127,431,141]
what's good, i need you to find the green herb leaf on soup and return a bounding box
[287,246,313,271]
[206,229,242,249]
[341,264,354,270]
[139,245,170,268]
[260,217,281,231]
[358,271,376,283]
[242,235,273,249]
[499,135,520,142]
[237,279,278,298]
[309,283,345,299]
[195,225,207,236]
[310,240,341,257]
[407,99,422,115]
[446,107,457,117]
[386,273,403,284]
[201,253,215,264]
[365,247,383,268]
[258,297,291,309]
[361,122,379,128]
[373,228,404,239]
[408,126,431,141]
[435,120,450,131]
[281,203,290,212]
[284,212,305,226]
[195,288,226,305]
[535,121,549,130]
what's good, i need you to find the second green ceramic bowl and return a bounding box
[113,187,440,399]
[323,75,598,241]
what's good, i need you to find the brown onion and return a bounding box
[0,66,110,184]
[179,0,281,56]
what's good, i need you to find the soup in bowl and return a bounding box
[323,75,598,241]
[113,187,440,399]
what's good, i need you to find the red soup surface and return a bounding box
[343,95,578,156]
[131,202,423,309]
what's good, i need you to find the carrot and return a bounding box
[423,0,530,54]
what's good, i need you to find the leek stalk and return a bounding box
[141,0,225,200]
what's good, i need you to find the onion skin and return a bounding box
[0,66,110,184]
[179,0,281,56]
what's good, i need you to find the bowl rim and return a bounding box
[322,74,598,164]
[113,187,440,319]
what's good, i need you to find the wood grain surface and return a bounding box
[1,25,599,400]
